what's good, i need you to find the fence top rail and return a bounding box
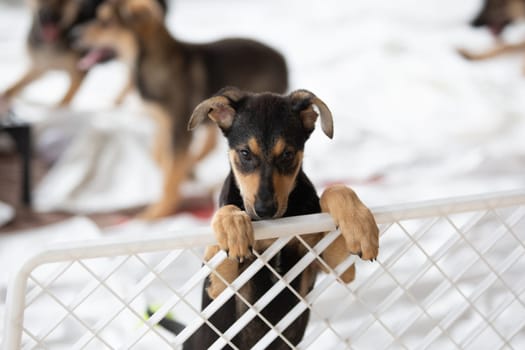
[12,188,525,273]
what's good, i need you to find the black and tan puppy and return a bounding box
[73,0,168,105]
[179,87,379,349]
[459,0,525,65]
[0,0,108,109]
[91,0,288,219]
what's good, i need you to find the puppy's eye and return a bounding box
[281,150,295,162]
[238,149,252,161]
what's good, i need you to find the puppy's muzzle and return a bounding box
[254,197,277,219]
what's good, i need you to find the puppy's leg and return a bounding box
[320,185,379,282]
[147,104,173,167]
[458,41,525,61]
[204,245,239,299]
[140,150,194,219]
[204,205,253,299]
[320,236,356,283]
[58,70,87,107]
[1,67,45,102]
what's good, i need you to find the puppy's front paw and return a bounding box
[212,205,254,262]
[320,185,379,261]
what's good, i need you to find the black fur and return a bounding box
[183,172,320,349]
[185,91,322,349]
[28,0,105,50]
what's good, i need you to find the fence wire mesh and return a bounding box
[2,190,525,349]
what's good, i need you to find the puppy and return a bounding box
[180,87,379,349]
[0,0,108,109]
[73,0,168,105]
[92,0,289,219]
[459,0,525,65]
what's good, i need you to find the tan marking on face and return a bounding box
[509,0,525,19]
[125,0,164,22]
[272,151,303,217]
[98,3,114,21]
[229,150,260,217]
[248,137,262,157]
[271,138,286,158]
[61,0,81,28]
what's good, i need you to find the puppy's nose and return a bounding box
[254,200,277,219]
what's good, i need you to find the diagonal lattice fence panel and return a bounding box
[2,190,525,349]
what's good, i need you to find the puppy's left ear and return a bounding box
[289,90,334,139]
[188,87,244,131]
[120,0,163,24]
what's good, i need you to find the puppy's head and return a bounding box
[470,0,525,36]
[74,0,167,70]
[29,0,102,43]
[75,1,134,70]
[189,87,333,220]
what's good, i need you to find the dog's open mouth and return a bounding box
[78,48,117,71]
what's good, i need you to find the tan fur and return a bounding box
[229,150,260,217]
[272,152,303,218]
[460,0,525,69]
[204,245,240,299]
[145,102,173,169]
[458,41,525,63]
[320,236,356,283]
[1,0,90,107]
[248,137,262,157]
[211,205,254,261]
[2,51,86,106]
[104,0,287,220]
[271,138,286,157]
[205,184,379,299]
[76,3,139,105]
[120,0,164,36]
[320,185,379,261]
[140,149,194,219]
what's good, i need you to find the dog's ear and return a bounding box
[119,0,163,24]
[188,87,244,131]
[289,90,334,139]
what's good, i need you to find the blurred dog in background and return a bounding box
[0,0,109,110]
[459,0,525,65]
[79,0,289,219]
[73,0,168,105]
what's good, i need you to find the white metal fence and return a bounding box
[2,190,525,349]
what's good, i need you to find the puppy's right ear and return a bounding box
[188,87,244,131]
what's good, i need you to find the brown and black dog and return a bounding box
[0,0,108,109]
[80,0,288,219]
[459,0,525,65]
[165,87,378,348]
[73,0,168,105]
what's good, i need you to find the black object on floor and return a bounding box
[0,110,32,206]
